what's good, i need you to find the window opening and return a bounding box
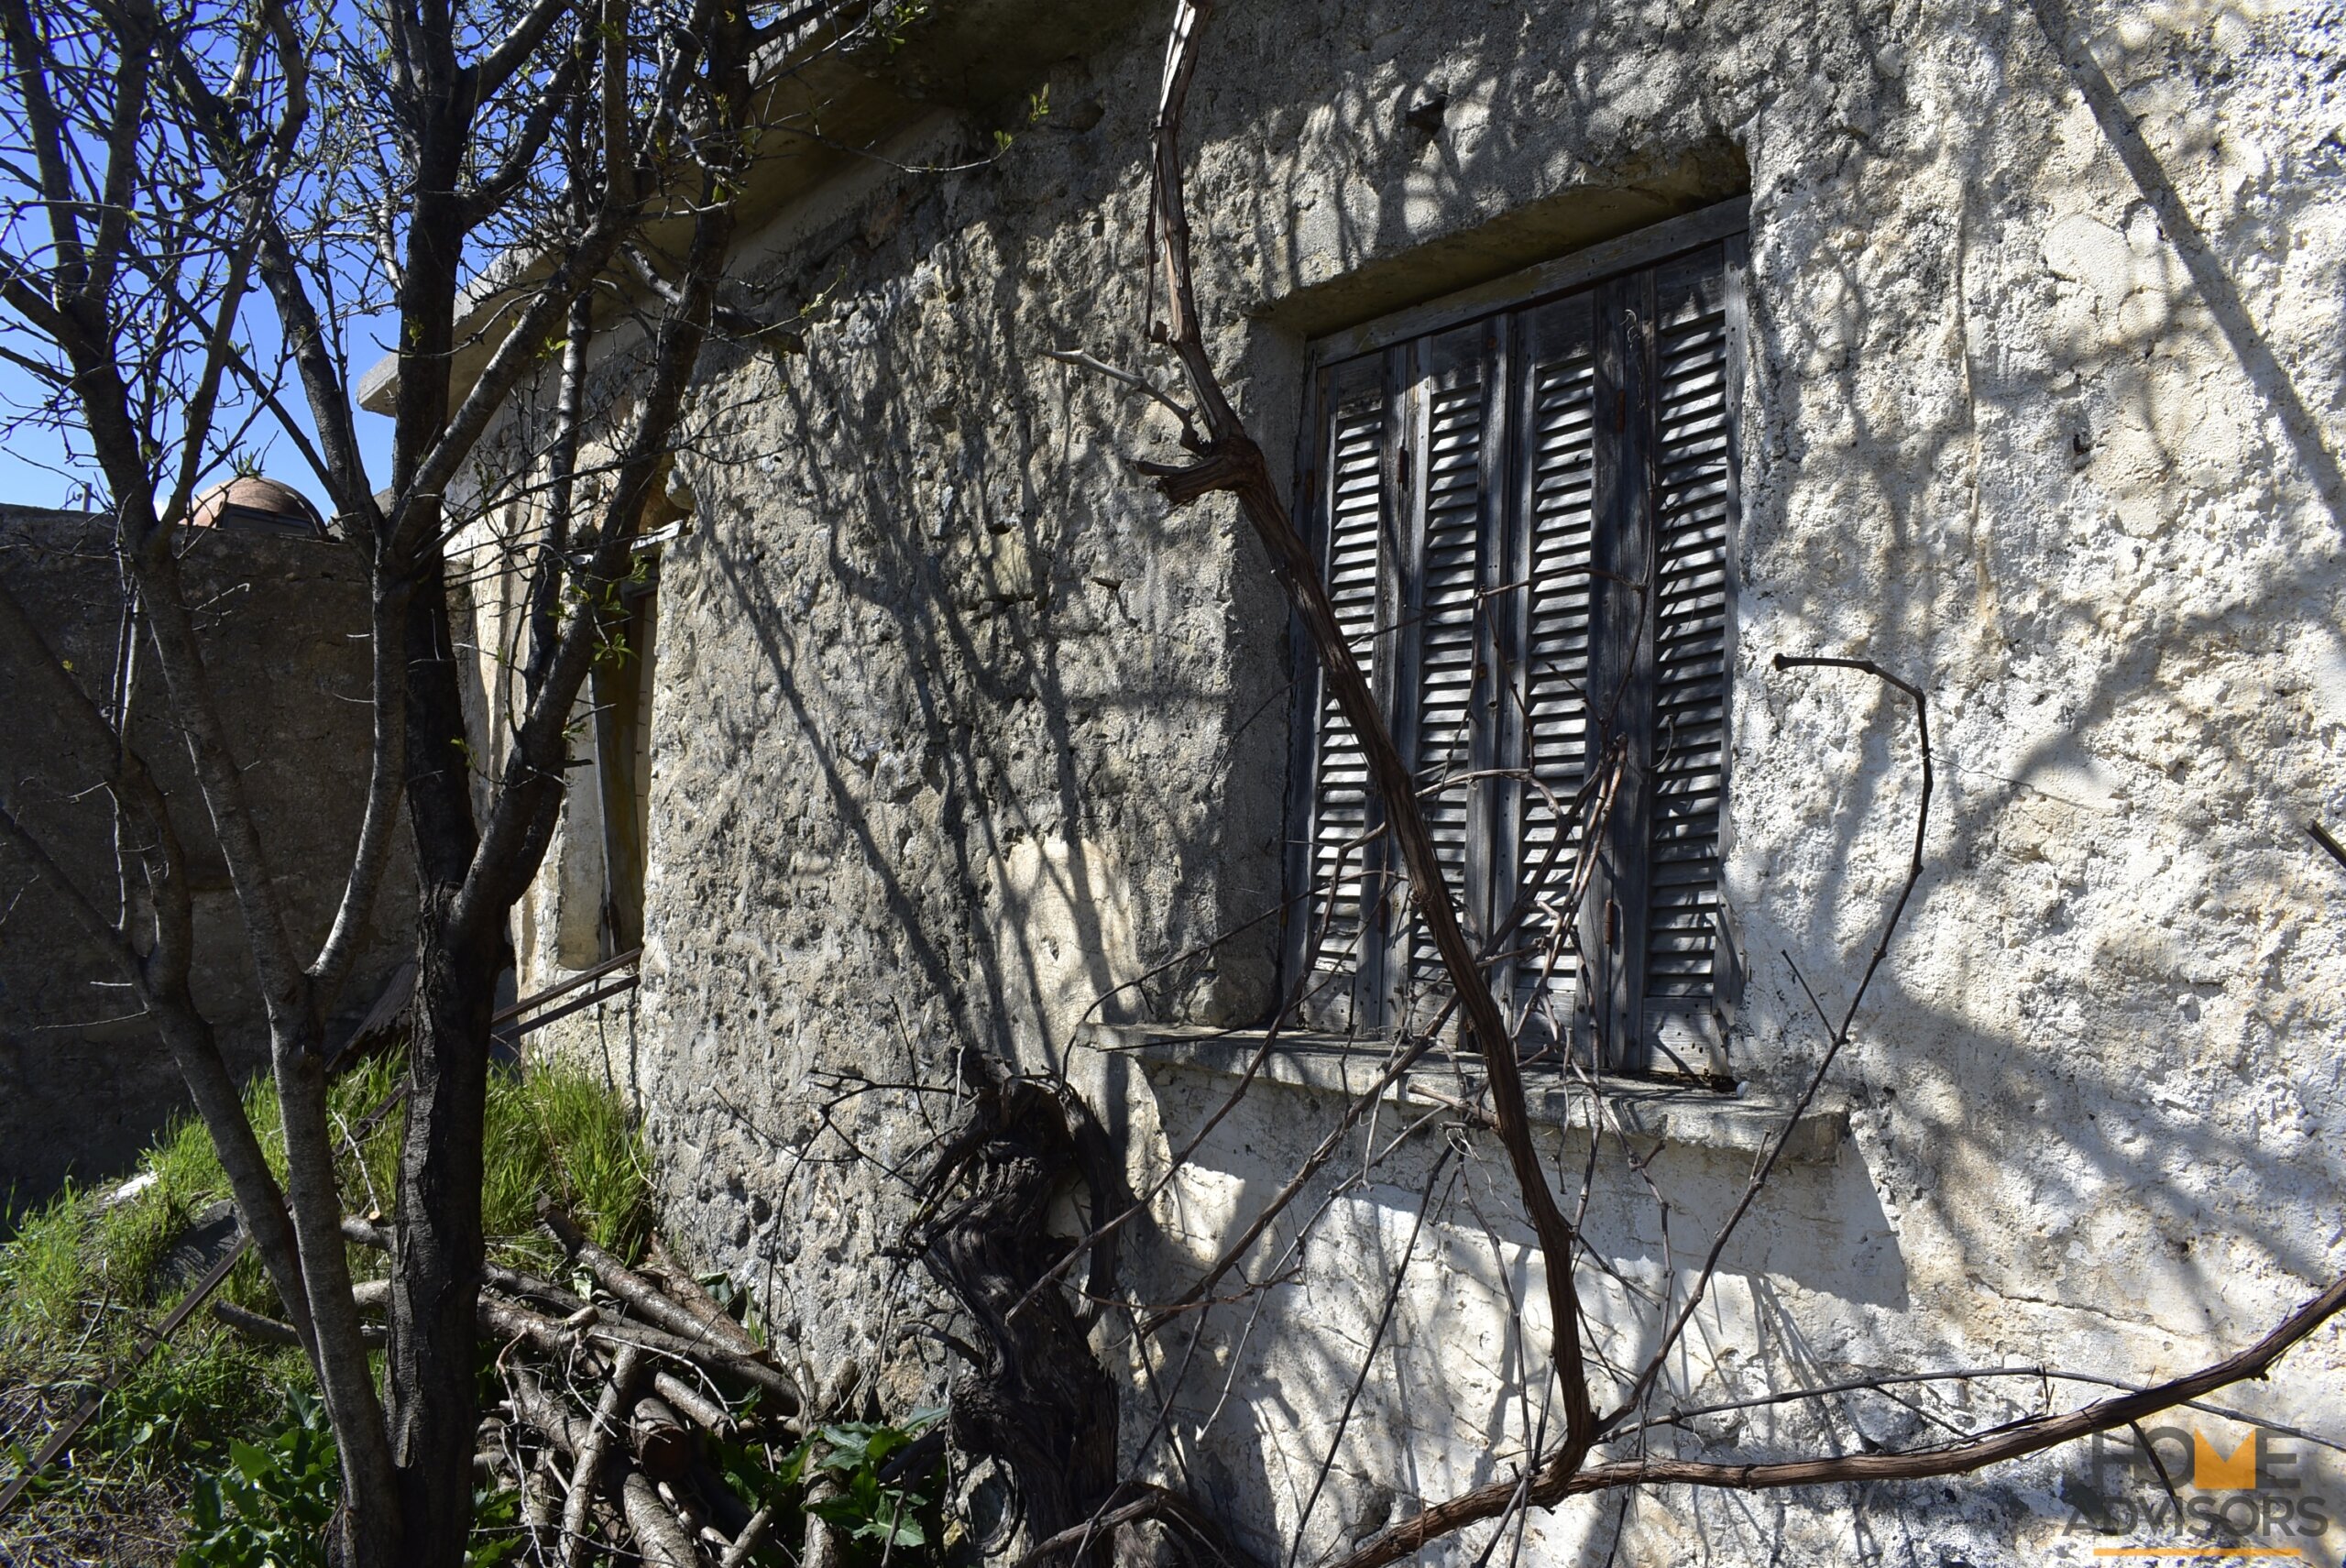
[1283,205,1745,1074]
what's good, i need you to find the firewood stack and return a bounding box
[219,1200,803,1566]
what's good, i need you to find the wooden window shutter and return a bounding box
[1391,324,1504,1034]
[1289,356,1400,1029]
[1501,291,1601,1049]
[1639,247,1740,1067]
[1578,267,1659,1068]
[1288,212,1743,1069]
[1577,244,1743,1072]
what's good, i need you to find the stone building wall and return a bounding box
[482,0,2346,1562]
[0,507,414,1210]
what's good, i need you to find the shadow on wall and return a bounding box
[1720,0,2346,1355]
[619,0,2340,1554]
[627,79,1296,1299]
[679,203,1292,1069]
[1119,1062,1909,1559]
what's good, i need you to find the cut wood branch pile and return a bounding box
[214,1202,803,1567]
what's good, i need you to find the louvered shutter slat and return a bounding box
[1406,381,1487,1000]
[1512,342,1598,1022]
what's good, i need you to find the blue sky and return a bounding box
[0,314,403,517]
[0,381,80,510]
[2,1,608,521]
[0,0,408,519]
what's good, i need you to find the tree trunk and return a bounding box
[389,553,498,1564]
[387,913,499,1560]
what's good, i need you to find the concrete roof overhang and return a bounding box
[356,0,1156,419]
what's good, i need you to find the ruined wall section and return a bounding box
[0,508,415,1207]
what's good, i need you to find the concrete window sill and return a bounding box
[1083,1023,1847,1166]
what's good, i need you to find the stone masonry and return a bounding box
[466,0,2346,1562]
[0,506,413,1212]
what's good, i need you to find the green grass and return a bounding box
[0,1181,95,1353]
[483,1054,652,1271]
[0,1053,651,1564]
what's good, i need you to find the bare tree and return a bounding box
[0,0,835,1555]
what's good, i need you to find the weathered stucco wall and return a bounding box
[492,0,2346,1561]
[0,508,414,1211]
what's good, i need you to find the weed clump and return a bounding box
[0,1055,649,1564]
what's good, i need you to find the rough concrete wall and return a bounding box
[493,0,2346,1561]
[0,508,413,1210]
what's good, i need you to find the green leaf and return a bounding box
[854,1506,927,1549]
[469,1480,526,1566]
[776,1436,814,1487]
[180,1392,337,1567]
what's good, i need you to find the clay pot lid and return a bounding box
[188,476,329,538]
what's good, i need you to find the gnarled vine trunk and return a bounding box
[911,1067,1129,1556]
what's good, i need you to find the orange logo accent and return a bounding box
[2197,1431,2259,1491]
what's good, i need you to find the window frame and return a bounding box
[1279,198,1749,1075]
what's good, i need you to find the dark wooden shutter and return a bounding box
[1641,251,1737,1055]
[591,560,663,959]
[1504,295,1600,1046]
[1578,266,1659,1067]
[1289,215,1742,1068]
[1395,329,1500,1029]
[1292,355,1405,1029]
[1302,388,1388,996]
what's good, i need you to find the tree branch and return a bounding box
[1324,1268,2346,1568]
[1135,0,1596,1461]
